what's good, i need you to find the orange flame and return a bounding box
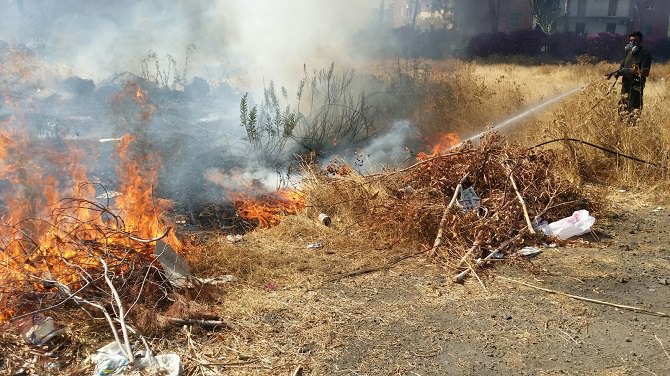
[112,82,156,122]
[234,190,305,229]
[0,72,177,321]
[416,133,460,160]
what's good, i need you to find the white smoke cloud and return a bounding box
[0,0,381,89]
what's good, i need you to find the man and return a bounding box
[607,31,652,117]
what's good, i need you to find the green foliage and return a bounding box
[239,63,378,166]
[140,44,196,91]
[240,81,302,167]
[530,0,562,34]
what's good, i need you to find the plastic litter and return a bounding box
[306,242,323,249]
[91,342,182,376]
[155,240,192,288]
[518,246,543,258]
[458,187,480,211]
[539,210,596,240]
[226,234,243,243]
[15,313,65,346]
[318,213,331,226]
[91,342,129,376]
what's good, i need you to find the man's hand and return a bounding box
[605,69,620,80]
[618,68,636,77]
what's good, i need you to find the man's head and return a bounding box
[629,31,643,45]
[625,31,643,54]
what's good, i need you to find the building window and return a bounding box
[606,23,616,33]
[608,0,618,16]
[577,0,587,17]
[509,13,521,29]
[576,22,586,34]
[646,0,655,10]
[644,25,652,36]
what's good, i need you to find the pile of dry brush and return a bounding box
[0,198,221,374]
[304,132,597,280]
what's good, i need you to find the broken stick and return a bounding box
[430,173,469,256]
[508,172,536,235]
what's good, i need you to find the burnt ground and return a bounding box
[4,188,670,376]
[179,187,670,376]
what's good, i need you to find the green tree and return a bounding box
[530,0,562,34]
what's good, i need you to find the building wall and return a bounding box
[453,0,534,35]
[390,0,670,40]
[635,0,670,40]
[562,0,670,39]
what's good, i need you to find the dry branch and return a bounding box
[508,171,536,234]
[499,276,670,318]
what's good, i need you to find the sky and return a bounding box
[0,0,405,203]
[0,0,383,90]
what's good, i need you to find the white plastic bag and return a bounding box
[539,210,596,240]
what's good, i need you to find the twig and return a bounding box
[430,173,469,256]
[55,282,131,360]
[363,150,475,178]
[499,276,670,317]
[655,334,670,362]
[531,138,662,168]
[100,258,134,364]
[127,227,171,244]
[321,247,430,284]
[453,228,526,283]
[166,317,235,330]
[291,365,303,376]
[508,171,536,234]
[454,230,484,270]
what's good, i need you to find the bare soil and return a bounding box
[186,188,670,376]
[5,189,670,376]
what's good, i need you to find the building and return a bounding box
[390,0,670,40]
[390,0,534,32]
[561,0,670,40]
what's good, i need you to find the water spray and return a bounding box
[449,84,586,150]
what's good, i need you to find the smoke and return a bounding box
[0,0,379,87]
[0,0,394,216]
[353,120,416,173]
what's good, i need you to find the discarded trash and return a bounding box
[306,242,323,249]
[155,240,192,288]
[91,342,129,376]
[318,213,331,226]
[136,354,182,376]
[95,191,122,200]
[517,246,543,258]
[196,274,237,285]
[91,342,182,376]
[539,210,596,240]
[652,206,664,212]
[398,185,414,195]
[458,187,480,211]
[226,234,243,243]
[15,313,65,346]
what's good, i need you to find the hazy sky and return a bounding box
[0,0,383,90]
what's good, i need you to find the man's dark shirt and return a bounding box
[619,46,652,91]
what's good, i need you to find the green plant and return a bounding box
[140,44,196,91]
[240,82,300,167]
[239,63,379,167]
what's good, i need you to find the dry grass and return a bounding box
[5,59,670,375]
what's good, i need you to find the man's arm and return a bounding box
[639,52,651,78]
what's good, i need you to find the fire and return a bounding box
[234,190,305,229]
[0,72,178,320]
[112,82,156,122]
[417,132,461,160]
[204,168,306,229]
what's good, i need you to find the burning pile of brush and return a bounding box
[303,132,596,281]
